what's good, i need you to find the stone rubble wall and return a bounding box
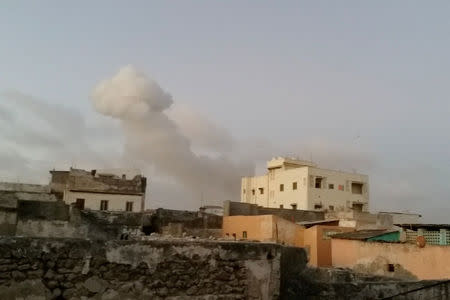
[0,237,300,300]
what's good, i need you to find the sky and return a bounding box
[1,2,449,222]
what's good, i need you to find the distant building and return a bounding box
[241,157,369,212]
[379,211,422,224]
[49,168,147,212]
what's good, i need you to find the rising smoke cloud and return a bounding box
[91,65,253,204]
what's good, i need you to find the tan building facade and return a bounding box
[50,168,146,212]
[331,239,450,280]
[241,157,369,212]
[222,215,304,248]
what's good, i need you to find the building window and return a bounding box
[387,264,395,272]
[100,200,108,211]
[280,184,284,192]
[293,182,297,190]
[279,204,284,209]
[329,205,334,211]
[242,231,247,239]
[126,202,133,212]
[351,182,363,194]
[252,189,255,195]
[259,188,264,194]
[338,185,344,191]
[315,177,323,189]
[314,204,322,210]
[122,174,126,180]
[75,198,85,210]
[291,204,297,210]
[328,184,334,189]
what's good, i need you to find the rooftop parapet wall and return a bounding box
[224,201,324,223]
[0,237,306,299]
[0,182,50,193]
[50,169,146,195]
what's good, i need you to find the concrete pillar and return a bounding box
[440,229,447,245]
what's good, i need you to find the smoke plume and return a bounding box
[91,65,253,205]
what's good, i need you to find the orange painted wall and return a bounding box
[331,239,450,280]
[222,215,303,247]
[303,225,354,267]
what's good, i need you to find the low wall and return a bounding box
[0,237,306,299]
[222,215,304,248]
[224,201,324,222]
[332,239,450,280]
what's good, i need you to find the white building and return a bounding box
[241,157,369,212]
[49,168,146,212]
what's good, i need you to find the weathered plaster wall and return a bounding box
[222,215,304,247]
[332,239,450,280]
[224,201,324,223]
[303,226,354,267]
[0,237,305,299]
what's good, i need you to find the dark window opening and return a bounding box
[291,204,297,210]
[259,187,264,195]
[314,204,323,210]
[252,189,255,195]
[328,184,334,189]
[315,177,323,189]
[388,264,395,272]
[75,198,85,210]
[122,174,126,180]
[242,231,247,239]
[126,201,133,212]
[352,203,363,212]
[232,233,236,240]
[293,182,297,190]
[280,184,284,192]
[279,204,284,209]
[100,200,108,211]
[352,182,363,194]
[329,205,334,211]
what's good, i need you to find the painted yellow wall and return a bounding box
[331,239,450,280]
[303,225,354,267]
[222,215,303,247]
[241,158,369,212]
[64,191,142,212]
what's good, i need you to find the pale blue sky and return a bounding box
[1,2,449,221]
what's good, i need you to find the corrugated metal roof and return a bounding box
[296,219,340,228]
[331,229,395,240]
[395,224,450,230]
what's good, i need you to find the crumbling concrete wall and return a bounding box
[0,237,303,299]
[0,193,18,236]
[285,267,450,300]
[224,201,324,223]
[145,208,222,236]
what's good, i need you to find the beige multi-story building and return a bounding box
[241,157,369,212]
